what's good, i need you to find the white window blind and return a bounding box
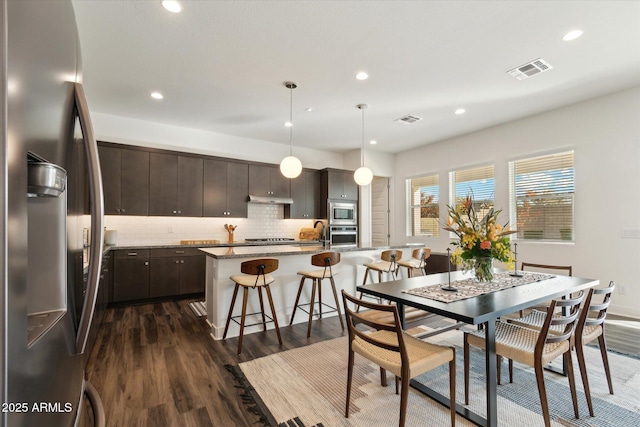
[449,165,495,215]
[407,175,439,237]
[509,151,575,241]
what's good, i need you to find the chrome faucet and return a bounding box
[313,220,327,245]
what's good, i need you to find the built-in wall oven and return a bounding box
[328,200,357,226]
[329,225,358,246]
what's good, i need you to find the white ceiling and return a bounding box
[71,1,640,154]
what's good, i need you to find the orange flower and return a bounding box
[462,196,473,210]
[480,240,491,250]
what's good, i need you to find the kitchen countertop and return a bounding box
[102,240,321,252]
[199,242,424,259]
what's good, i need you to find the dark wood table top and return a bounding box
[356,270,599,325]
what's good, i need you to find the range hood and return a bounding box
[248,194,294,204]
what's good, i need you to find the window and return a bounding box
[407,174,439,237]
[449,165,495,222]
[509,151,574,241]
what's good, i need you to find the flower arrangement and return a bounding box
[443,195,516,282]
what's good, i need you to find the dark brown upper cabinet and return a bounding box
[149,153,203,216]
[285,169,320,219]
[248,164,291,198]
[98,144,149,215]
[203,159,248,218]
[322,168,358,201]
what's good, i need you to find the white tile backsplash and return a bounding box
[100,204,316,246]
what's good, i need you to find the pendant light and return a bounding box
[354,104,373,186]
[280,81,302,179]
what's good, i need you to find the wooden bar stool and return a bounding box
[222,258,282,354]
[358,250,402,308]
[290,252,344,338]
[397,247,431,278]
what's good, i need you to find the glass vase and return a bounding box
[474,257,494,282]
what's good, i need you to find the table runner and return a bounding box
[402,271,554,303]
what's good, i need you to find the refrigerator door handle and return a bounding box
[73,82,105,355]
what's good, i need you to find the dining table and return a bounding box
[356,268,598,427]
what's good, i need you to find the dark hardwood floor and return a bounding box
[84,299,346,427]
[84,299,638,426]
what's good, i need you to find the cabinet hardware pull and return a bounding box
[175,260,180,264]
[127,252,137,256]
[180,260,184,264]
[144,261,149,266]
[175,250,185,254]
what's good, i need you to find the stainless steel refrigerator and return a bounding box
[2,1,105,426]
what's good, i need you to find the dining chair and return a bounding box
[516,262,573,317]
[222,258,282,354]
[464,291,584,427]
[341,290,457,427]
[575,281,615,416]
[509,282,616,417]
[397,247,431,278]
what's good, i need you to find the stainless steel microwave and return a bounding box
[328,200,357,225]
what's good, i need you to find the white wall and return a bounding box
[91,112,344,169]
[393,87,640,318]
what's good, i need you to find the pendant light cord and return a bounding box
[289,85,293,156]
[361,107,365,166]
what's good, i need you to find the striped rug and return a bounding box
[232,328,640,426]
[188,300,206,317]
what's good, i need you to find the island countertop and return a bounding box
[199,242,424,259]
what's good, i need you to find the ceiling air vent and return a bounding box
[507,58,553,80]
[395,114,423,124]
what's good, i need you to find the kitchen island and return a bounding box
[200,243,430,340]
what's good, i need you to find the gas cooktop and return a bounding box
[245,238,296,242]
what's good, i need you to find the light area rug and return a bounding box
[235,327,640,427]
[188,301,206,317]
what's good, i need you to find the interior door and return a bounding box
[371,176,389,246]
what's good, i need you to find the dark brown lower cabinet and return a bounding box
[178,255,206,294]
[425,253,458,275]
[113,250,150,302]
[86,252,112,364]
[149,257,181,298]
[112,248,205,303]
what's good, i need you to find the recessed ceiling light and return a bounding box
[455,108,466,115]
[150,92,164,100]
[369,140,377,145]
[284,121,293,127]
[162,1,182,13]
[355,71,369,80]
[563,30,583,41]
[305,107,314,112]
